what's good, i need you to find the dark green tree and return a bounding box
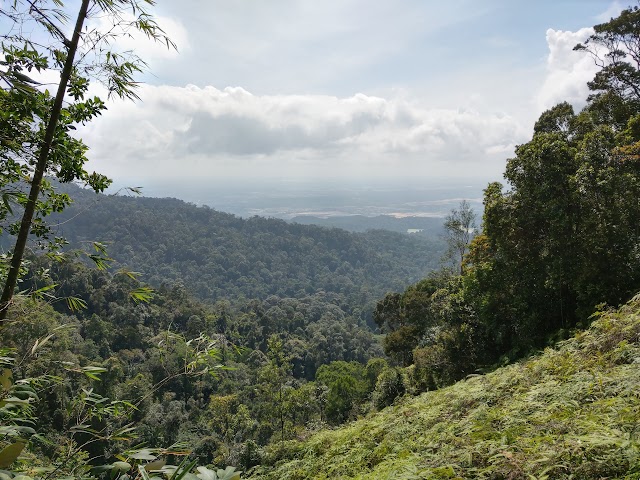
[315,361,368,424]
[465,11,640,356]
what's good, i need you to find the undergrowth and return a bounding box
[248,294,640,479]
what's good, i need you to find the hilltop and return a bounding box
[249,295,640,479]
[39,183,444,313]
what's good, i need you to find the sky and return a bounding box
[53,1,630,189]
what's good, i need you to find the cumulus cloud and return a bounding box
[535,27,599,112]
[79,85,527,182]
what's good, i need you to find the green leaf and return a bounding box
[130,286,154,304]
[110,425,137,441]
[0,396,30,408]
[112,461,132,472]
[0,369,12,391]
[216,467,241,480]
[14,426,36,436]
[118,269,141,280]
[169,459,198,480]
[80,365,107,381]
[88,253,113,270]
[92,241,109,255]
[30,283,57,297]
[130,449,157,461]
[138,466,152,480]
[66,296,87,312]
[195,467,217,480]
[0,442,25,468]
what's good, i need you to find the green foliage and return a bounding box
[373,276,442,366]
[35,182,442,314]
[467,100,640,358]
[373,272,485,382]
[21,252,385,381]
[0,287,246,478]
[249,295,640,479]
[371,367,406,410]
[6,5,640,480]
[433,6,640,368]
[316,361,369,425]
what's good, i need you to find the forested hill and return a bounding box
[43,183,443,310]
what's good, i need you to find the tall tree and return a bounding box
[575,5,640,106]
[465,15,640,356]
[442,200,476,275]
[0,0,173,319]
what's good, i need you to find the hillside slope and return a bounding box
[249,295,640,479]
[38,184,443,310]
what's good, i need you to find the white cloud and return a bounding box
[67,1,622,187]
[80,85,527,182]
[535,27,598,112]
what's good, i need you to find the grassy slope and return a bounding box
[249,295,640,479]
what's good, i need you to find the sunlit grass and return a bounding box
[249,295,640,479]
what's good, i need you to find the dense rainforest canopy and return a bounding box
[38,183,443,312]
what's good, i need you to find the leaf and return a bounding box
[30,283,57,302]
[70,424,99,435]
[112,461,132,472]
[66,296,87,312]
[0,396,30,408]
[110,425,137,441]
[1,193,14,215]
[80,365,107,381]
[130,286,154,304]
[0,442,25,468]
[118,269,141,280]
[31,333,54,355]
[130,449,157,461]
[0,369,12,391]
[88,254,113,270]
[13,426,36,436]
[144,458,167,472]
[215,467,241,480]
[195,467,217,480]
[30,324,72,355]
[90,465,114,474]
[138,466,152,480]
[196,467,241,480]
[92,241,109,255]
[169,459,197,480]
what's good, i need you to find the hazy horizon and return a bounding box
[107,176,490,219]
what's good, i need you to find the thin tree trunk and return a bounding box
[0,0,91,321]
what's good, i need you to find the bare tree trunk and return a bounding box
[0,0,91,320]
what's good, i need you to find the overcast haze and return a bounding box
[74,0,624,191]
